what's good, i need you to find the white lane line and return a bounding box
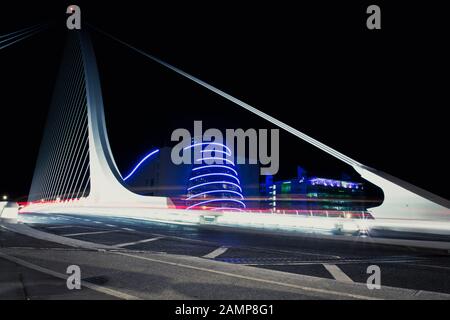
[47,225,76,229]
[240,245,340,259]
[62,230,120,237]
[106,224,117,227]
[83,219,91,222]
[121,228,135,232]
[0,251,139,300]
[57,225,108,231]
[243,258,424,266]
[322,264,354,283]
[407,263,450,271]
[115,237,164,248]
[114,251,378,300]
[203,246,229,259]
[93,221,103,224]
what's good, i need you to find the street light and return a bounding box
[2,195,7,201]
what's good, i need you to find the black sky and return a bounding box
[0,1,448,201]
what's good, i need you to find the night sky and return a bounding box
[0,1,448,201]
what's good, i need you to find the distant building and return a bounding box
[185,143,245,211]
[124,146,260,208]
[124,147,190,200]
[260,166,372,213]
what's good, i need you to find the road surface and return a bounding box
[1,212,449,299]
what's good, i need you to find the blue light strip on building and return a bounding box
[201,149,229,156]
[184,142,232,156]
[189,172,240,184]
[187,181,242,192]
[185,141,245,211]
[192,165,238,176]
[309,177,361,189]
[195,157,235,166]
[187,189,244,200]
[123,149,160,181]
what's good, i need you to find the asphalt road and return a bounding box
[1,212,450,299]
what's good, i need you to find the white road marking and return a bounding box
[322,264,354,283]
[83,219,91,222]
[114,251,379,300]
[121,228,135,232]
[106,224,117,227]
[62,230,120,237]
[93,221,102,224]
[407,263,450,271]
[47,225,76,229]
[242,245,340,259]
[203,246,229,259]
[0,251,139,300]
[115,237,164,248]
[54,225,107,231]
[243,257,424,266]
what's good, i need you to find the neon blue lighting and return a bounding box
[187,198,246,210]
[187,181,242,192]
[308,177,361,189]
[123,149,160,181]
[189,173,240,184]
[201,149,229,156]
[185,141,244,211]
[192,165,238,176]
[184,142,231,155]
[187,189,244,200]
[196,157,235,166]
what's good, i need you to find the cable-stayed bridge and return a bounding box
[0,24,48,50]
[2,19,450,302]
[1,24,449,230]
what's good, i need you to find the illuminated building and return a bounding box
[123,147,191,201]
[124,146,260,209]
[185,142,246,211]
[260,167,380,214]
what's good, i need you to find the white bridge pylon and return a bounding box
[26,30,172,211]
[79,31,171,208]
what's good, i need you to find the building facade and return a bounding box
[124,146,260,209]
[260,167,377,217]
